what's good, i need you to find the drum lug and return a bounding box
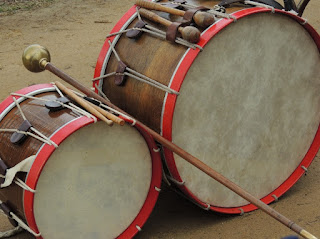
[10,120,32,145]
[126,20,147,39]
[45,96,70,112]
[0,159,8,185]
[115,61,128,86]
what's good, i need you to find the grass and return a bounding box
[0,0,55,15]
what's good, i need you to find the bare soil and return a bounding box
[0,1,319,238]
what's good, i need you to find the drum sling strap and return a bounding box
[219,0,284,9]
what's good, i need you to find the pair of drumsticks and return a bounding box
[54,81,124,126]
[136,0,215,43]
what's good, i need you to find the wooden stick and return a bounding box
[54,81,113,126]
[86,100,125,126]
[298,0,311,16]
[42,62,317,239]
[139,8,200,43]
[136,0,215,28]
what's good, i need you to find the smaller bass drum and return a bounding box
[0,84,162,239]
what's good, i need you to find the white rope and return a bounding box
[11,97,58,147]
[94,83,110,102]
[52,83,98,121]
[0,175,35,193]
[0,129,54,146]
[0,226,24,238]
[11,93,96,122]
[244,0,276,13]
[108,40,121,62]
[124,72,178,95]
[107,41,179,95]
[14,178,36,193]
[0,200,40,237]
[12,98,27,121]
[92,72,117,82]
[136,6,142,21]
[52,84,64,97]
[10,213,40,237]
[30,127,58,148]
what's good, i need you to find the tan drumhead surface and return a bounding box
[32,122,152,238]
[172,13,320,207]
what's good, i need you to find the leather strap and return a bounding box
[10,120,32,145]
[183,6,210,23]
[166,22,183,42]
[45,96,70,111]
[115,61,127,86]
[126,20,147,39]
[219,0,283,9]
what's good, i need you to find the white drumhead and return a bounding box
[172,13,320,207]
[32,122,152,238]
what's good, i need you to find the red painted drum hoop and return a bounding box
[0,84,161,238]
[94,7,320,214]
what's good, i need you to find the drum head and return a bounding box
[30,122,154,238]
[171,12,320,208]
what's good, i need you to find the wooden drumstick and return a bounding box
[139,8,200,43]
[22,45,318,239]
[136,0,215,28]
[86,100,125,126]
[54,81,114,126]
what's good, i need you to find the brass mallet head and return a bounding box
[22,44,50,72]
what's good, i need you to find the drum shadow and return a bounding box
[136,184,239,239]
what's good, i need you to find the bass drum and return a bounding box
[0,84,162,238]
[94,1,320,214]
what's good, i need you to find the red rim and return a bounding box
[0,84,161,238]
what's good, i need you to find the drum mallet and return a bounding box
[22,44,318,239]
[136,0,215,28]
[139,8,200,43]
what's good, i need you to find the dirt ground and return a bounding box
[0,0,319,238]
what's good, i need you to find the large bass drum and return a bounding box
[94,1,320,214]
[0,84,161,238]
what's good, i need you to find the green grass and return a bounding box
[0,0,55,15]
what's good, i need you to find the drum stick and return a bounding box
[22,45,318,239]
[54,81,114,126]
[297,0,310,16]
[139,8,200,43]
[135,0,215,28]
[86,100,125,126]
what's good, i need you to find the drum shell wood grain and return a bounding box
[0,85,78,220]
[99,1,246,133]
